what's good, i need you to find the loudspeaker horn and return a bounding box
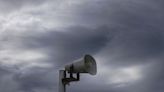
[65,54,97,75]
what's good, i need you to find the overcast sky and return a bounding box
[0,0,164,92]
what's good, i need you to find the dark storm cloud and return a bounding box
[70,0,164,66]
[13,67,57,92]
[22,26,112,65]
[62,0,164,92]
[100,30,164,66]
[0,65,19,92]
[0,66,9,75]
[1,0,164,92]
[0,26,111,92]
[73,0,164,28]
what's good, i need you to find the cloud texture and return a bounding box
[0,0,164,92]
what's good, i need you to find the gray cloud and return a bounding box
[21,26,111,65]
[13,67,56,92]
[99,30,164,67]
[0,0,46,13]
[0,0,164,92]
[0,26,111,92]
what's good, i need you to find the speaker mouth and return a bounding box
[84,55,97,75]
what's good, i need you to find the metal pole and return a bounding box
[59,70,66,92]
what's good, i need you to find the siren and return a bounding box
[59,54,97,92]
[65,55,97,75]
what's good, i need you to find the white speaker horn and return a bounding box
[65,54,97,75]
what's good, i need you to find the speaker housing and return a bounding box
[65,55,97,75]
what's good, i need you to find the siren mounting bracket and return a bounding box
[62,70,80,85]
[59,70,80,92]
